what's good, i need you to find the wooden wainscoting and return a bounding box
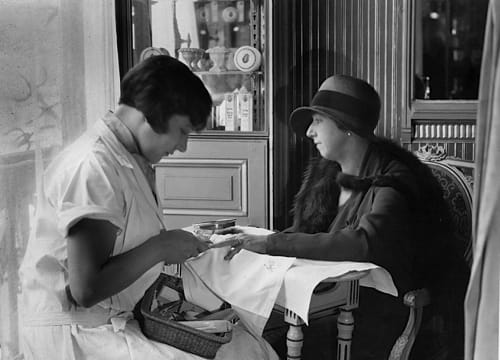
[410,120,476,163]
[402,119,476,182]
[155,138,268,229]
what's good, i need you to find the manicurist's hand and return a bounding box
[67,220,210,308]
[222,234,268,260]
[156,229,210,264]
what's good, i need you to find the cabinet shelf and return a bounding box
[191,129,268,139]
[195,70,262,76]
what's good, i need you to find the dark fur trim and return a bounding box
[291,158,341,233]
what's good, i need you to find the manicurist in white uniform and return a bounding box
[19,55,278,360]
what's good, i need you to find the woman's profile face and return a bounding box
[137,114,193,163]
[306,113,348,161]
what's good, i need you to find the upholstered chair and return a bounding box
[389,145,473,360]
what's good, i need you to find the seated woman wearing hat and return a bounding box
[220,75,462,359]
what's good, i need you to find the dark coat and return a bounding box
[266,138,459,359]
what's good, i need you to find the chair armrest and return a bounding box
[403,288,431,308]
[389,288,432,360]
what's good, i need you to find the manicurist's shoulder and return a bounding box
[43,131,122,202]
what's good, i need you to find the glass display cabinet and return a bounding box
[131,0,268,134]
[119,0,272,228]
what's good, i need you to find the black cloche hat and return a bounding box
[289,74,381,138]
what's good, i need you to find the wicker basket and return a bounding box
[140,273,232,359]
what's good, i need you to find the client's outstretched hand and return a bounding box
[213,234,268,260]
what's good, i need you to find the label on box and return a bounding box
[224,92,237,131]
[238,90,253,131]
[217,101,226,129]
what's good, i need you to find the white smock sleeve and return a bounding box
[45,151,127,238]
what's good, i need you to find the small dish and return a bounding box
[234,46,262,72]
[193,219,236,241]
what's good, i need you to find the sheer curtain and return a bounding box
[0,1,119,358]
[465,0,500,359]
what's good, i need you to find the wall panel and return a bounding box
[157,159,248,216]
[158,138,267,229]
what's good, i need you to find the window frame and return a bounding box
[408,0,479,123]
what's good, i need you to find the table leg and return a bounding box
[337,279,359,360]
[282,278,360,360]
[287,324,304,360]
[337,308,354,360]
[284,308,304,360]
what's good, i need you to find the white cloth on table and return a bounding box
[276,259,397,325]
[182,226,397,333]
[183,247,296,336]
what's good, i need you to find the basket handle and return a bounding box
[142,273,187,314]
[141,275,163,314]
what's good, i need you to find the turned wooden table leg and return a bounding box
[337,279,360,360]
[287,324,304,359]
[337,308,354,360]
[282,278,362,360]
[284,308,304,360]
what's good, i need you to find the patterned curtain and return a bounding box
[0,1,119,358]
[465,1,500,359]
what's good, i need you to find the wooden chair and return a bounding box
[389,145,473,360]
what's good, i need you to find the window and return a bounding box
[414,0,488,100]
[408,0,488,164]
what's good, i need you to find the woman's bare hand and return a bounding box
[222,234,268,260]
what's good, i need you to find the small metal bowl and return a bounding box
[193,219,236,242]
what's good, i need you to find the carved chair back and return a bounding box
[422,159,473,267]
[390,146,473,360]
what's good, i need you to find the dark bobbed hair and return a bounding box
[119,55,212,133]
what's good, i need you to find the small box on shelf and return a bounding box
[237,86,253,131]
[223,91,238,131]
[207,86,254,132]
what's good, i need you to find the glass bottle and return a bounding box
[424,76,431,99]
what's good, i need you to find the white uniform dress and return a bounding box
[19,113,278,360]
